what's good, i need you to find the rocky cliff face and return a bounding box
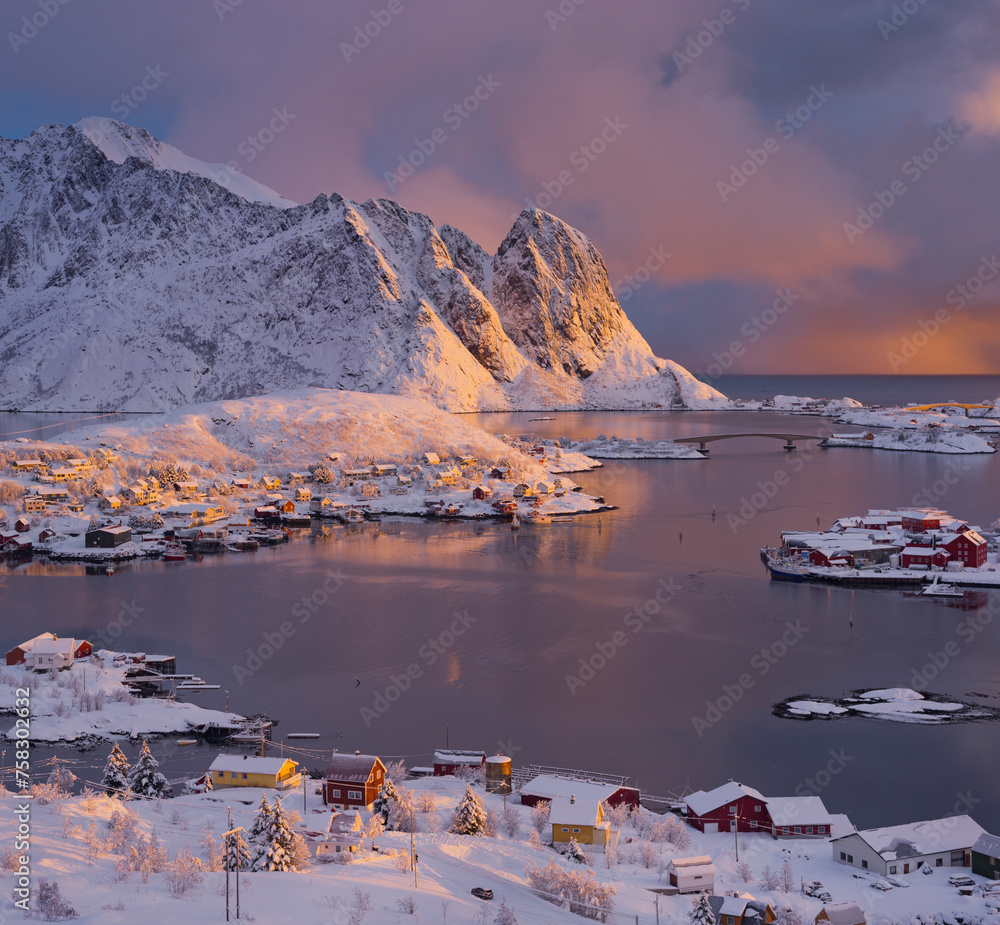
[0,118,727,412]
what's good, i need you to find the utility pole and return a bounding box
[733,809,741,862]
[223,808,245,923]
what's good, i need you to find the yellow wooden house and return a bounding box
[550,795,614,846]
[209,754,301,791]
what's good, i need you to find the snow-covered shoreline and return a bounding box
[774,688,1000,724]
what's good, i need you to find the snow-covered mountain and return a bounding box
[0,118,727,412]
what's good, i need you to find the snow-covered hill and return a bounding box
[0,119,728,413]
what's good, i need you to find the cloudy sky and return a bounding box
[3,0,1000,376]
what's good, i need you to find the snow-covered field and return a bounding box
[0,654,242,744]
[1,774,997,924]
[837,406,1000,432]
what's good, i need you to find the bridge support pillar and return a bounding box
[784,442,795,452]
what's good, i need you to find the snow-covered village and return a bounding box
[6,5,1000,924]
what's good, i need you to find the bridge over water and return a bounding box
[674,432,828,454]
[903,403,992,416]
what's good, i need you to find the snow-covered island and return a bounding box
[826,429,996,454]
[775,688,1000,724]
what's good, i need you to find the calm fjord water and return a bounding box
[4,376,1000,829]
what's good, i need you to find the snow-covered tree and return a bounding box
[373,778,399,825]
[33,878,77,920]
[249,797,304,872]
[449,785,487,836]
[128,741,169,798]
[385,759,408,785]
[735,860,754,883]
[690,892,715,925]
[387,786,416,833]
[225,827,251,873]
[775,906,803,925]
[102,742,131,798]
[493,898,519,925]
[566,837,587,864]
[781,858,796,892]
[362,812,385,850]
[47,765,77,794]
[760,863,781,891]
[165,846,204,895]
[530,800,550,833]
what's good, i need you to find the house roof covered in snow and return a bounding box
[972,832,1000,858]
[685,781,767,816]
[766,796,835,827]
[433,749,485,765]
[323,753,383,782]
[818,901,866,925]
[519,775,630,804]
[209,755,296,776]
[30,637,77,656]
[843,815,984,858]
[668,855,713,869]
[549,796,605,827]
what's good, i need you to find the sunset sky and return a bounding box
[3,0,1000,376]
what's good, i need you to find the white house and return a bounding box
[832,815,984,876]
[667,855,716,893]
[26,636,79,670]
[316,811,364,856]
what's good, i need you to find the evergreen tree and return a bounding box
[250,797,302,872]
[225,828,251,873]
[373,777,399,825]
[493,898,519,925]
[690,892,715,925]
[128,741,169,798]
[566,837,587,864]
[387,786,415,833]
[102,742,131,798]
[449,785,488,836]
[247,794,274,847]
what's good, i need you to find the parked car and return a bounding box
[871,882,893,891]
[950,877,975,888]
[471,888,493,901]
[886,877,910,888]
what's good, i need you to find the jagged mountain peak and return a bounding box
[0,119,728,413]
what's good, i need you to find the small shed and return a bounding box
[316,811,364,856]
[422,452,441,466]
[667,855,716,894]
[472,485,493,501]
[14,517,31,533]
[972,831,1000,881]
[99,495,122,513]
[815,902,867,925]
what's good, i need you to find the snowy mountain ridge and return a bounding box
[0,118,728,412]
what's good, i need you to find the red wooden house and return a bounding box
[941,531,987,568]
[686,782,771,833]
[322,752,387,811]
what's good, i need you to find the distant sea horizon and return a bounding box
[710,374,1000,407]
